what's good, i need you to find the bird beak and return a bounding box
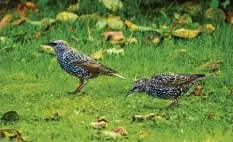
[43,42,56,47]
[126,89,135,97]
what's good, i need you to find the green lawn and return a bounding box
[0,5,233,142]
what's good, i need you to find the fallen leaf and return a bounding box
[98,130,122,139]
[96,20,107,30]
[44,112,61,121]
[101,31,125,43]
[132,113,155,121]
[205,8,226,20]
[104,48,124,54]
[125,20,157,31]
[190,86,205,96]
[100,0,123,12]
[127,37,138,43]
[1,111,19,122]
[11,18,25,26]
[91,121,108,129]
[197,61,223,72]
[91,49,104,60]
[0,128,30,141]
[143,32,162,45]
[107,16,124,30]
[172,28,201,38]
[67,0,80,12]
[17,1,39,17]
[97,116,108,122]
[113,126,128,136]
[200,24,216,33]
[226,11,233,24]
[0,14,12,29]
[180,2,201,16]
[208,113,216,120]
[56,11,78,22]
[139,131,151,138]
[125,20,138,31]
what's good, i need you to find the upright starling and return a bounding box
[44,40,124,94]
[127,73,213,107]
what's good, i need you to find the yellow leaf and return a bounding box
[172,28,201,38]
[105,48,124,54]
[67,0,80,12]
[201,24,216,33]
[56,12,78,22]
[91,49,104,60]
[107,16,124,30]
[205,8,226,20]
[100,0,123,12]
[125,20,138,31]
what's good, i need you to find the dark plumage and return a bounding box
[45,40,124,94]
[127,73,213,107]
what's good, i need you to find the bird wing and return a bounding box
[151,73,206,87]
[72,59,118,75]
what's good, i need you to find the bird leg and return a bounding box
[168,99,179,108]
[67,79,88,95]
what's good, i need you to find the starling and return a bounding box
[127,73,214,107]
[44,40,124,94]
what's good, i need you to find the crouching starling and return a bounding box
[44,40,124,94]
[127,73,214,107]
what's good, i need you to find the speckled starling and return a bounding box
[44,40,124,94]
[127,73,213,107]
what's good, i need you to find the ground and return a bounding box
[0,4,233,142]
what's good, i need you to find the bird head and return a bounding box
[127,79,149,96]
[44,40,69,52]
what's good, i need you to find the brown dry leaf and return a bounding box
[197,61,223,72]
[172,28,201,38]
[190,86,205,96]
[97,116,108,122]
[17,1,38,17]
[99,130,122,139]
[132,113,155,121]
[205,8,226,20]
[226,11,233,24]
[91,121,108,129]
[11,18,25,26]
[91,49,104,60]
[0,128,29,141]
[0,14,12,29]
[139,131,151,138]
[44,112,61,121]
[101,31,125,43]
[113,126,128,136]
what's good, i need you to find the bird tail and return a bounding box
[196,73,215,81]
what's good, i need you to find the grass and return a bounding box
[0,5,233,142]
